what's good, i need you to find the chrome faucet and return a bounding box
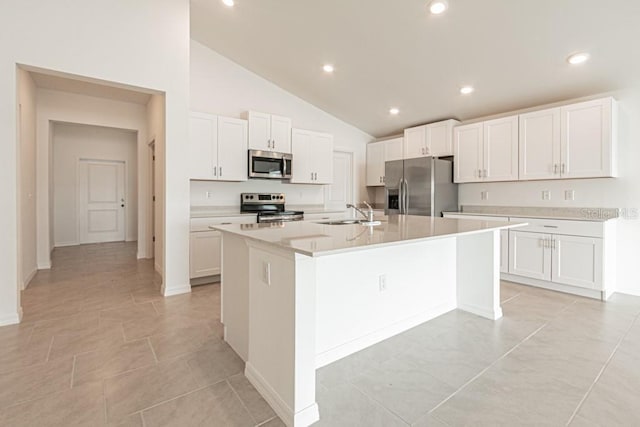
[347,201,375,223]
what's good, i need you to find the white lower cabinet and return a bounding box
[190,231,221,278]
[190,215,257,279]
[552,234,603,289]
[509,231,551,281]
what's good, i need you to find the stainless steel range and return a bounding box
[240,193,304,223]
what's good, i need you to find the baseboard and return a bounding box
[315,300,456,369]
[54,241,78,247]
[37,261,51,270]
[0,309,22,326]
[22,268,37,290]
[245,363,319,427]
[161,284,191,297]
[458,302,503,320]
[190,275,220,286]
[501,273,604,300]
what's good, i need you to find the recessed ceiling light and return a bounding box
[323,64,335,73]
[429,0,448,15]
[222,0,234,7]
[567,52,590,65]
[389,108,400,115]
[460,86,474,95]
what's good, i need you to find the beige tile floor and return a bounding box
[0,242,282,427]
[3,242,640,426]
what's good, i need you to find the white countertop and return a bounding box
[211,215,522,257]
[443,210,617,222]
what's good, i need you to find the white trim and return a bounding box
[245,363,319,427]
[501,273,605,300]
[22,268,37,290]
[161,284,191,297]
[315,301,456,368]
[53,241,79,247]
[0,309,22,326]
[458,302,503,320]
[37,261,52,270]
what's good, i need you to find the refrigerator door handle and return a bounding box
[404,179,409,213]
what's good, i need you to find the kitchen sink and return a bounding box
[316,219,361,225]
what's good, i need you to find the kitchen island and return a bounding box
[211,215,521,427]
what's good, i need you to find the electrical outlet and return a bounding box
[565,190,575,201]
[378,274,387,292]
[481,191,489,201]
[262,262,271,285]
[542,190,551,201]
[205,191,213,199]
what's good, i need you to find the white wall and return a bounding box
[0,0,191,326]
[36,89,149,261]
[458,89,640,296]
[189,40,373,208]
[52,123,138,246]
[17,69,37,291]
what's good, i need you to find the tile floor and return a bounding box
[2,242,639,426]
[1,242,282,427]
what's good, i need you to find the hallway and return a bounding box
[0,242,282,426]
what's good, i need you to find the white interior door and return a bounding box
[325,150,353,210]
[78,160,126,244]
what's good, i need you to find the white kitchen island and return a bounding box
[211,215,521,427]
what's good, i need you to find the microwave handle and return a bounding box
[283,155,287,176]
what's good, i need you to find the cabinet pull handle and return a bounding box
[219,166,222,177]
[213,166,217,176]
[561,163,566,174]
[311,172,314,180]
[553,164,558,174]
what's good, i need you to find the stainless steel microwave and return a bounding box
[248,150,292,179]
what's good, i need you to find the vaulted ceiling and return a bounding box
[191,0,640,138]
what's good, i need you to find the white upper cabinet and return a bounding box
[366,137,403,187]
[404,119,459,159]
[483,115,519,181]
[189,112,247,182]
[519,107,561,180]
[246,111,292,153]
[291,128,333,184]
[453,122,483,183]
[561,97,616,179]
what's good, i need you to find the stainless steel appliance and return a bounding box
[240,193,304,223]
[385,157,458,216]
[248,150,292,180]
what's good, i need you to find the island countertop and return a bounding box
[210,215,523,257]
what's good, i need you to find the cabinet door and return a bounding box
[366,141,385,186]
[427,120,456,157]
[509,231,551,280]
[247,111,271,151]
[217,117,248,182]
[500,229,508,274]
[290,128,313,184]
[270,115,292,153]
[552,235,603,289]
[561,98,614,179]
[384,137,404,162]
[453,123,483,183]
[189,112,218,180]
[484,116,519,181]
[403,126,426,159]
[313,132,334,184]
[190,231,222,278]
[519,108,561,181]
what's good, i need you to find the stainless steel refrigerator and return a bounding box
[384,157,458,216]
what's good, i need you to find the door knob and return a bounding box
[121,204,125,207]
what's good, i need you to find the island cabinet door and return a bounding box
[509,231,551,281]
[551,235,603,290]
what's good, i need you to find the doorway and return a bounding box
[78,159,126,244]
[325,150,355,210]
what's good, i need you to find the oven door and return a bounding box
[248,150,292,179]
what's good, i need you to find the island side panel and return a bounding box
[245,241,319,427]
[221,232,250,361]
[456,229,503,320]
[315,238,458,368]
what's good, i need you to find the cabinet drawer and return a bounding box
[190,215,257,232]
[509,217,603,238]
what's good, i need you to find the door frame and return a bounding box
[76,158,127,244]
[148,140,155,259]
